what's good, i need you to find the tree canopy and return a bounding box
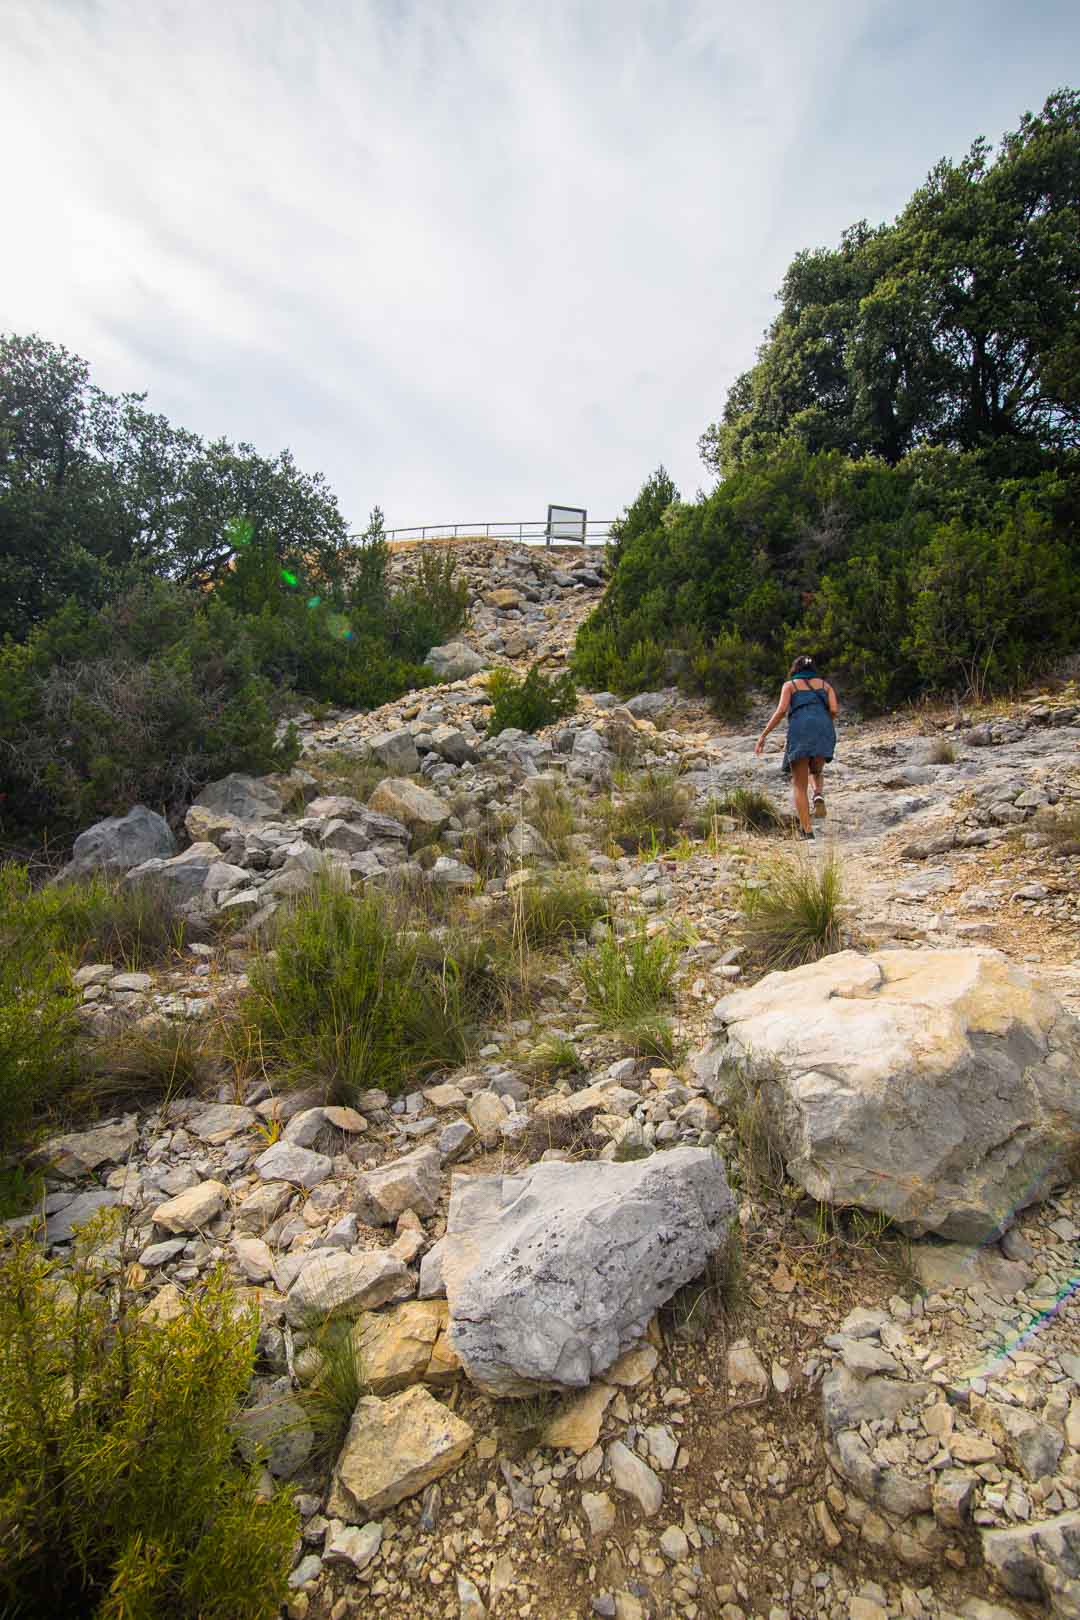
[701,89,1080,477]
[0,333,349,641]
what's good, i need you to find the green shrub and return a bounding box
[486,664,577,736]
[683,630,765,721]
[242,883,513,1099]
[76,1021,218,1114]
[525,1033,583,1080]
[524,780,579,863]
[300,1322,368,1465]
[709,785,786,834]
[0,1230,297,1620]
[0,864,81,1148]
[579,925,680,1045]
[512,874,608,950]
[604,769,691,854]
[29,874,187,968]
[739,850,845,969]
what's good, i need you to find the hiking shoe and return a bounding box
[813,794,827,818]
[799,829,815,840]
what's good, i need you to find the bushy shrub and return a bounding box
[512,874,608,949]
[0,864,80,1148]
[579,925,680,1055]
[26,873,187,968]
[576,448,1080,713]
[242,883,513,1099]
[604,770,692,854]
[682,630,766,720]
[0,1230,297,1619]
[486,664,577,736]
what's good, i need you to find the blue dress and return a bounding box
[782,676,836,775]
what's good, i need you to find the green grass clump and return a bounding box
[20,870,186,968]
[0,1229,296,1620]
[0,864,81,1149]
[300,1323,368,1465]
[513,874,608,950]
[486,664,577,737]
[578,925,680,1054]
[242,882,514,1100]
[76,1020,218,1114]
[710,785,785,834]
[524,780,579,863]
[739,850,845,970]
[525,1033,583,1080]
[604,769,692,855]
[927,737,958,765]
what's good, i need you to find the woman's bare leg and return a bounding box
[811,757,826,813]
[791,759,812,834]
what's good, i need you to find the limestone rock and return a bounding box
[543,1382,616,1455]
[62,805,176,880]
[425,642,487,681]
[45,1188,120,1244]
[189,1103,256,1144]
[285,1250,413,1327]
[323,1521,383,1572]
[254,1141,333,1189]
[33,1117,138,1179]
[443,1146,734,1394]
[124,842,226,903]
[354,1145,442,1225]
[606,1439,663,1516]
[983,1510,1080,1615]
[327,1386,474,1517]
[152,1179,227,1234]
[581,1491,616,1536]
[351,1300,451,1393]
[466,1091,508,1146]
[236,1181,293,1234]
[698,949,1080,1240]
[186,773,283,842]
[368,778,451,837]
[367,728,421,774]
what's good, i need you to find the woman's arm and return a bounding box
[754,683,791,755]
[826,684,839,717]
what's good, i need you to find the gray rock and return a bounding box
[697,949,1080,1241]
[45,1188,120,1244]
[368,778,451,837]
[443,1146,734,1394]
[418,1238,447,1298]
[236,1181,293,1234]
[61,805,175,880]
[152,1179,227,1233]
[285,1250,413,1326]
[235,1382,314,1477]
[354,1145,442,1225]
[820,1366,931,1435]
[189,1104,256,1143]
[254,1142,333,1189]
[624,691,676,723]
[33,1117,138,1179]
[606,1439,663,1515]
[324,1520,383,1572]
[430,856,479,889]
[827,1427,932,1521]
[425,642,487,681]
[428,724,477,765]
[438,1120,476,1162]
[368,728,421,775]
[123,842,225,902]
[186,773,283,843]
[982,1510,1080,1613]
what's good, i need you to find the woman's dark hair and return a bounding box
[788,654,820,677]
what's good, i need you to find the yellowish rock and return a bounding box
[353,1300,447,1394]
[605,1344,659,1388]
[141,1283,185,1324]
[543,1383,616,1455]
[327,1386,474,1517]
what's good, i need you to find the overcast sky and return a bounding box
[5,1,1078,533]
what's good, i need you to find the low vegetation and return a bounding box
[511,873,608,951]
[739,850,845,970]
[0,1226,297,1620]
[486,663,577,737]
[578,924,681,1058]
[241,882,517,1100]
[76,1020,219,1114]
[602,769,692,854]
[1036,802,1080,851]
[300,1322,368,1465]
[0,865,81,1147]
[524,780,579,863]
[707,785,786,834]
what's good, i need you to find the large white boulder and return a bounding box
[695,949,1080,1242]
[443,1146,734,1396]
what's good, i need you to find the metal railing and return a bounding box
[380,519,614,547]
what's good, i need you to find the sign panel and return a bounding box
[546,504,587,545]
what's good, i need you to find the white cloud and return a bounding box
[3,0,1077,527]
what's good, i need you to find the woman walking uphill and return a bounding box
[754,656,838,839]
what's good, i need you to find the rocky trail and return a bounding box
[17,541,1080,1620]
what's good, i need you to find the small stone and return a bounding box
[659,1525,689,1560]
[327,1386,475,1517]
[457,1573,487,1619]
[323,1520,383,1573]
[607,1440,663,1516]
[543,1383,616,1455]
[254,1142,333,1189]
[581,1491,616,1536]
[285,1251,413,1326]
[152,1180,227,1234]
[605,1345,659,1387]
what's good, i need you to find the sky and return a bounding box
[4,0,1078,534]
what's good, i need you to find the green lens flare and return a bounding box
[281,569,299,587]
[307,595,321,609]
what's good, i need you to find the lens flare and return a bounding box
[281,569,299,587]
